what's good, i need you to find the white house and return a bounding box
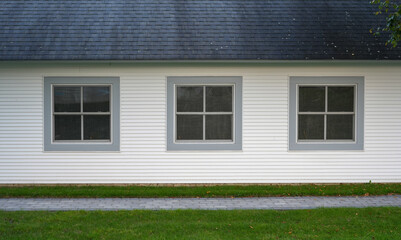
[0,1,401,183]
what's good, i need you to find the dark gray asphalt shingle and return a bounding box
[0,0,400,60]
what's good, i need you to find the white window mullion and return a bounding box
[298,112,354,115]
[203,114,206,140]
[203,85,206,140]
[81,115,84,141]
[323,114,327,140]
[176,112,232,115]
[324,86,328,140]
[81,86,84,141]
[203,85,206,114]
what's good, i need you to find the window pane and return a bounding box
[205,115,232,140]
[328,87,354,112]
[54,115,81,140]
[206,87,232,112]
[298,115,324,140]
[84,115,110,140]
[327,115,354,140]
[54,87,81,112]
[83,87,110,112]
[299,87,325,112]
[176,115,203,140]
[177,87,203,112]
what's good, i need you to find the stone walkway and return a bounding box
[0,195,400,211]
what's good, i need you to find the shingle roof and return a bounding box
[1,0,401,60]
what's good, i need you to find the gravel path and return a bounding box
[0,195,400,211]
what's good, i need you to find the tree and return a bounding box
[371,0,401,47]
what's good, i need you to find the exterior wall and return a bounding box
[0,62,400,183]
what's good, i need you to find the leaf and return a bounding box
[371,0,401,47]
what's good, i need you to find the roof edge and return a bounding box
[1,60,401,68]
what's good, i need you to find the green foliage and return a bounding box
[1,208,400,239]
[0,183,400,198]
[371,0,401,47]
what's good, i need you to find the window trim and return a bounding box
[44,77,120,151]
[289,77,364,151]
[167,77,242,151]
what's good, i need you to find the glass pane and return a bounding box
[328,87,354,112]
[176,115,203,140]
[298,115,324,140]
[54,115,81,140]
[54,87,81,112]
[177,87,203,112]
[327,115,354,140]
[206,86,233,112]
[84,115,110,140]
[299,87,325,112]
[83,87,110,112]
[205,115,232,140]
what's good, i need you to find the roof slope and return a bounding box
[1,0,401,60]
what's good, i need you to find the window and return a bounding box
[289,77,364,150]
[176,86,233,141]
[167,77,242,150]
[44,77,120,151]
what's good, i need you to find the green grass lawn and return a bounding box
[0,207,400,239]
[0,183,400,198]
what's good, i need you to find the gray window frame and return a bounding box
[44,77,120,151]
[289,77,364,150]
[167,77,242,151]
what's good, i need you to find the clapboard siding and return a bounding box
[0,64,400,183]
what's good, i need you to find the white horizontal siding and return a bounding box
[0,65,400,183]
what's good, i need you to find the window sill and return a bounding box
[289,142,363,151]
[167,142,242,151]
[44,143,119,152]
